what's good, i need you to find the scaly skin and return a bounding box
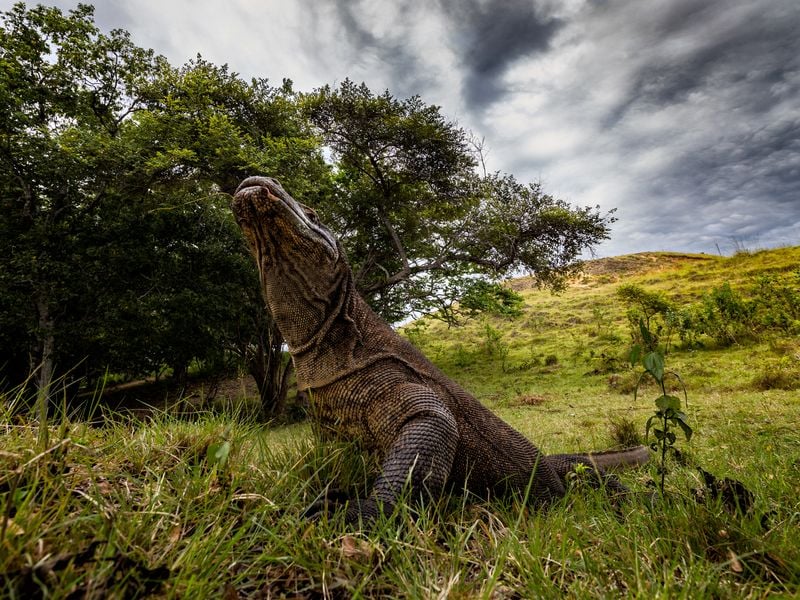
[232,176,648,526]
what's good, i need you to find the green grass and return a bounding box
[2,247,799,597]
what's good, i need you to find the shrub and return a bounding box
[695,283,756,346]
[460,281,524,319]
[751,364,800,391]
[402,320,430,348]
[678,276,800,347]
[452,344,475,368]
[616,284,677,350]
[751,273,800,334]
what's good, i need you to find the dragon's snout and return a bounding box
[235,176,282,195]
[232,179,284,224]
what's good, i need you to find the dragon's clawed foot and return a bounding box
[301,487,351,521]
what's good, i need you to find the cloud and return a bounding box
[435,0,563,110]
[296,0,439,98]
[476,0,800,255]
[605,0,800,125]
[25,0,800,256]
[291,0,567,112]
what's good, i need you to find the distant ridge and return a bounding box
[509,248,799,292]
[579,252,714,277]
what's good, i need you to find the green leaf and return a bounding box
[207,440,231,468]
[629,344,642,367]
[644,351,665,382]
[639,318,653,347]
[655,395,681,412]
[675,416,693,442]
[645,415,657,440]
[665,370,690,407]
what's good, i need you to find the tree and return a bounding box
[0,4,325,419]
[456,172,614,288]
[304,80,614,324]
[0,5,613,423]
[0,2,161,425]
[135,59,328,415]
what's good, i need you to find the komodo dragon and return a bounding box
[232,176,648,526]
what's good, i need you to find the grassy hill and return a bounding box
[402,247,800,455]
[2,247,799,597]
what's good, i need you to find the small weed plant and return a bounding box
[482,322,512,371]
[630,320,693,494]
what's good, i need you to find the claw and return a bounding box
[301,487,350,520]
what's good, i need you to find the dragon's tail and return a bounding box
[584,445,650,470]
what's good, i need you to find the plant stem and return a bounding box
[660,411,668,494]
[659,379,668,494]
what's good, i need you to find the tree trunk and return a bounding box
[247,319,291,420]
[34,294,55,448]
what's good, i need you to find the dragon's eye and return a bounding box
[305,208,320,224]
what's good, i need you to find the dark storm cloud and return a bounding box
[436,0,562,110]
[302,0,564,110]
[607,0,800,124]
[667,118,800,225]
[605,110,800,252]
[587,0,800,252]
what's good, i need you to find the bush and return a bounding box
[460,281,524,319]
[694,283,757,346]
[751,273,800,334]
[616,284,677,350]
[544,354,559,366]
[452,344,476,368]
[679,276,799,347]
[751,365,800,391]
[627,273,800,350]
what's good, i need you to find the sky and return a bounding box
[10,0,800,257]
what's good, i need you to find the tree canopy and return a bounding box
[1,3,614,417]
[305,80,613,322]
[0,3,323,412]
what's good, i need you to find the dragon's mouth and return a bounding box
[232,176,338,260]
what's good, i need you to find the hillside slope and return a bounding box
[402,246,800,455]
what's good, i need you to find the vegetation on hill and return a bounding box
[404,248,799,419]
[2,247,798,597]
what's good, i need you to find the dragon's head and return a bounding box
[232,176,348,349]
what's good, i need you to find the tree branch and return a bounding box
[359,254,449,294]
[378,210,409,274]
